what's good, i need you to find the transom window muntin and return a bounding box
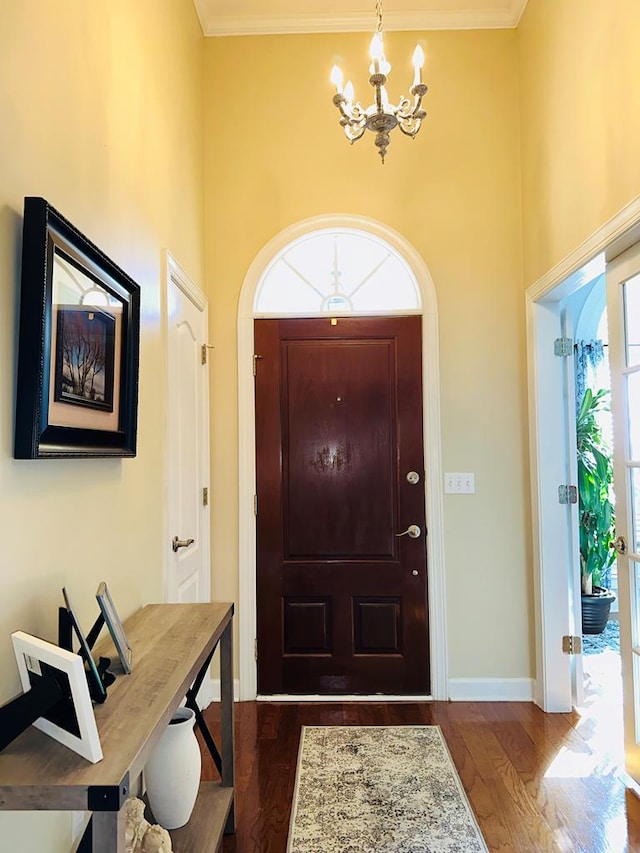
[254,228,421,316]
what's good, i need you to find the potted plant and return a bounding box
[577,387,616,634]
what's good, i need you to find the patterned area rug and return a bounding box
[287,726,489,853]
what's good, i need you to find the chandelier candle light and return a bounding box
[330,0,427,163]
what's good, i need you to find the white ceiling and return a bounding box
[193,0,529,36]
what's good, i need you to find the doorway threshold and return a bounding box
[257,694,434,703]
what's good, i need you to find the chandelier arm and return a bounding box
[337,97,367,139]
[397,119,422,138]
[350,102,366,122]
[394,97,413,120]
[396,85,428,121]
[333,95,354,123]
[409,84,428,114]
[344,124,367,144]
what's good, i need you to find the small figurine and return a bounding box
[141,824,173,853]
[122,796,173,853]
[123,798,149,853]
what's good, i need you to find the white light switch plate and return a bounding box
[444,472,475,494]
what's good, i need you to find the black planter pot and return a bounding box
[581,586,616,635]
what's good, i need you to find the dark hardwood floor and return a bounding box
[203,653,640,852]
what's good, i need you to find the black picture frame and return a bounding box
[62,587,108,704]
[96,581,132,674]
[14,197,140,458]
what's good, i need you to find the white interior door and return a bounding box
[165,253,210,604]
[607,241,640,781]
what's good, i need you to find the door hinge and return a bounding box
[554,337,574,357]
[202,487,209,507]
[202,344,214,364]
[558,484,578,505]
[254,494,258,516]
[253,354,263,376]
[254,639,258,661]
[562,635,582,655]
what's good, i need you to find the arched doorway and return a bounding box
[237,214,447,699]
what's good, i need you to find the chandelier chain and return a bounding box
[375,0,383,32]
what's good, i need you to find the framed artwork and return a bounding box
[96,582,132,674]
[54,306,116,413]
[14,196,140,458]
[11,631,103,763]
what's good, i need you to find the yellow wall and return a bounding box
[0,1,204,849]
[204,31,532,683]
[518,0,640,284]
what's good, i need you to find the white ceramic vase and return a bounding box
[144,707,201,830]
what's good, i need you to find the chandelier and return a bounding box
[330,0,427,164]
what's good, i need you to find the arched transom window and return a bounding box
[254,228,422,316]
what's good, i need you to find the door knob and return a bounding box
[396,524,421,539]
[172,536,195,553]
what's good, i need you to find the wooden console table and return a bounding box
[0,602,235,853]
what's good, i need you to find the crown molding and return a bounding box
[512,0,528,26]
[195,1,529,37]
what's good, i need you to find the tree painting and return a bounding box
[55,307,116,412]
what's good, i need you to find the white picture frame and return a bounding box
[11,631,103,763]
[96,581,132,674]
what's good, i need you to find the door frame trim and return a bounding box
[237,213,448,700]
[527,195,640,711]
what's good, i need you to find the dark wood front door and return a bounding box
[255,316,429,694]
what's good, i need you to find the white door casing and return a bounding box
[607,241,640,782]
[562,305,585,710]
[529,283,589,711]
[237,213,448,701]
[527,295,584,712]
[527,196,640,712]
[165,252,211,604]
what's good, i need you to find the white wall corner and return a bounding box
[448,678,534,702]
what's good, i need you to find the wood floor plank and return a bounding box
[201,671,640,853]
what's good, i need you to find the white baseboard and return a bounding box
[257,694,434,703]
[199,678,240,707]
[200,678,533,705]
[448,678,534,702]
